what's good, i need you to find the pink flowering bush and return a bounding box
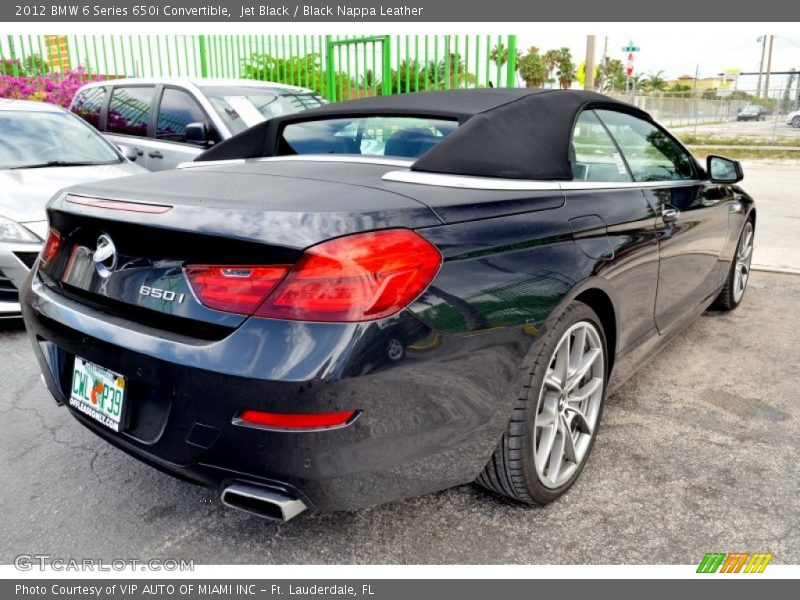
[0,67,105,108]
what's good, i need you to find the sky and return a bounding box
[518,33,800,92]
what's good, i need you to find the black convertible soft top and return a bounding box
[198,89,649,180]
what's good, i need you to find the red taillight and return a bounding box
[237,409,358,431]
[257,229,442,322]
[185,229,442,322]
[185,265,289,315]
[40,229,60,264]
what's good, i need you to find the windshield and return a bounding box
[200,85,328,134]
[281,116,457,158]
[742,106,760,112]
[0,110,121,170]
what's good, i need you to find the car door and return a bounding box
[564,110,661,352]
[103,84,157,168]
[149,86,218,170]
[595,109,730,335]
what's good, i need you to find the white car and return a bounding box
[70,78,328,171]
[787,110,800,128]
[0,99,146,317]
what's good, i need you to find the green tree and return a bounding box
[22,54,48,76]
[518,47,548,88]
[391,59,425,93]
[669,83,692,94]
[542,49,560,85]
[490,44,520,67]
[642,70,668,93]
[629,73,644,91]
[555,48,576,89]
[242,52,349,99]
[599,57,626,92]
[437,52,466,88]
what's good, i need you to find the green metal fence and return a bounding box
[0,34,518,100]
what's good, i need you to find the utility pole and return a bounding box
[763,35,775,98]
[756,35,767,98]
[598,36,608,90]
[585,35,596,90]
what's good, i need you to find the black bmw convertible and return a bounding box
[22,89,755,520]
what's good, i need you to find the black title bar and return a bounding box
[2,0,799,22]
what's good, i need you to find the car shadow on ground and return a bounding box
[0,318,25,333]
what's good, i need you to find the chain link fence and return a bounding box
[608,88,800,142]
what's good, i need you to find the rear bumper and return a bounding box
[22,274,536,511]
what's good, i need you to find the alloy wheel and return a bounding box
[533,321,605,489]
[733,222,754,304]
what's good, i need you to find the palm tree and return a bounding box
[391,59,424,93]
[629,73,645,92]
[599,57,624,91]
[518,47,548,88]
[438,52,466,88]
[642,70,668,93]
[555,48,576,89]
[490,44,520,67]
[542,49,560,85]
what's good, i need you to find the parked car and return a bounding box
[69,78,328,171]
[787,109,800,128]
[736,104,768,121]
[22,90,755,520]
[0,99,145,318]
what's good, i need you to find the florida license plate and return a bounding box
[69,357,126,432]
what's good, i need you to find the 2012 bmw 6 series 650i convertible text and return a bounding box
[21,90,755,521]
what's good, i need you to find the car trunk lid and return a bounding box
[38,163,441,336]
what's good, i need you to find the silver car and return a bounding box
[70,78,328,171]
[0,99,146,318]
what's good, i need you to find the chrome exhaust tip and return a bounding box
[221,482,307,522]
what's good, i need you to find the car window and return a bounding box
[595,110,695,182]
[157,88,212,144]
[570,111,632,182]
[281,116,457,158]
[71,86,107,129]
[107,86,155,137]
[200,86,328,135]
[0,110,121,169]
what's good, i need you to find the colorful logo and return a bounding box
[697,552,773,573]
[90,379,104,406]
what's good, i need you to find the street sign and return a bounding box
[622,40,640,52]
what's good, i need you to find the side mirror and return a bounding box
[707,155,743,184]
[117,144,139,162]
[185,122,208,145]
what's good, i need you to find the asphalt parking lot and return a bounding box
[1,162,798,565]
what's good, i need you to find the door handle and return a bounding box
[134,148,144,157]
[148,151,164,159]
[662,207,680,222]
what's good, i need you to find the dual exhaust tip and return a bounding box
[221,482,307,522]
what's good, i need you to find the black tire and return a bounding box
[712,219,754,311]
[792,116,800,128]
[477,301,608,505]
